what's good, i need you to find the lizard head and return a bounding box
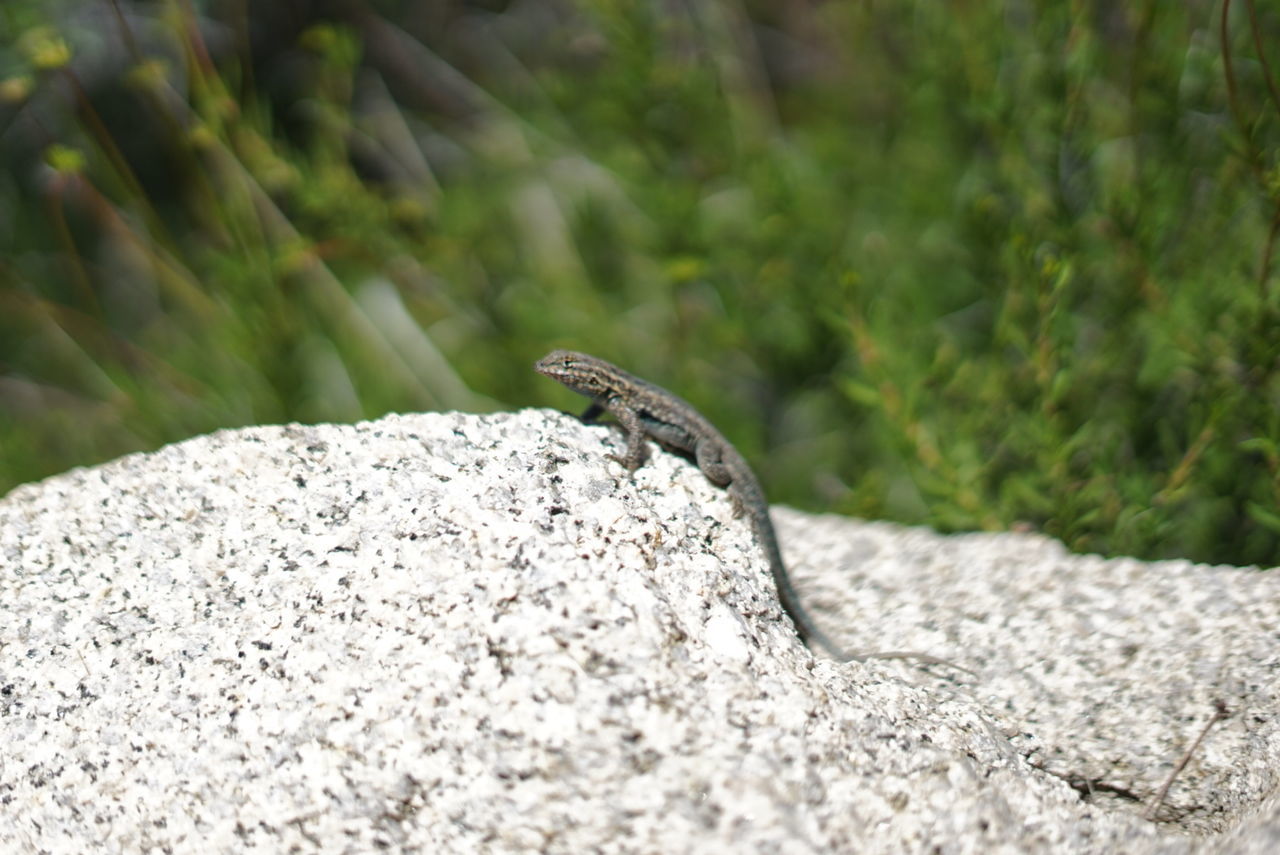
[535,349,624,398]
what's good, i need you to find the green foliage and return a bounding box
[0,0,1276,565]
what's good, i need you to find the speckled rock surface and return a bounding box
[1,410,1276,853]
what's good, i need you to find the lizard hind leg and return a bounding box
[693,438,733,489]
[693,438,748,520]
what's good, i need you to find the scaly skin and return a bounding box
[536,349,964,671]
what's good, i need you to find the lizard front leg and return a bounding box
[604,399,650,471]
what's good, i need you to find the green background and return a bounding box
[2,0,1278,565]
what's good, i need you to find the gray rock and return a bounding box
[0,411,1275,853]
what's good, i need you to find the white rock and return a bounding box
[0,410,1275,853]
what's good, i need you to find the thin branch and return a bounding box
[1245,0,1280,119]
[1144,700,1230,822]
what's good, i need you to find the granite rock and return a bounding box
[1,411,1276,853]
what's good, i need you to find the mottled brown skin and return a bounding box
[536,349,963,670]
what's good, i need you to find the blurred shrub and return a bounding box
[0,0,1276,565]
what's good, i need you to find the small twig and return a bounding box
[1144,699,1230,821]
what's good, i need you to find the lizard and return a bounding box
[535,348,964,670]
